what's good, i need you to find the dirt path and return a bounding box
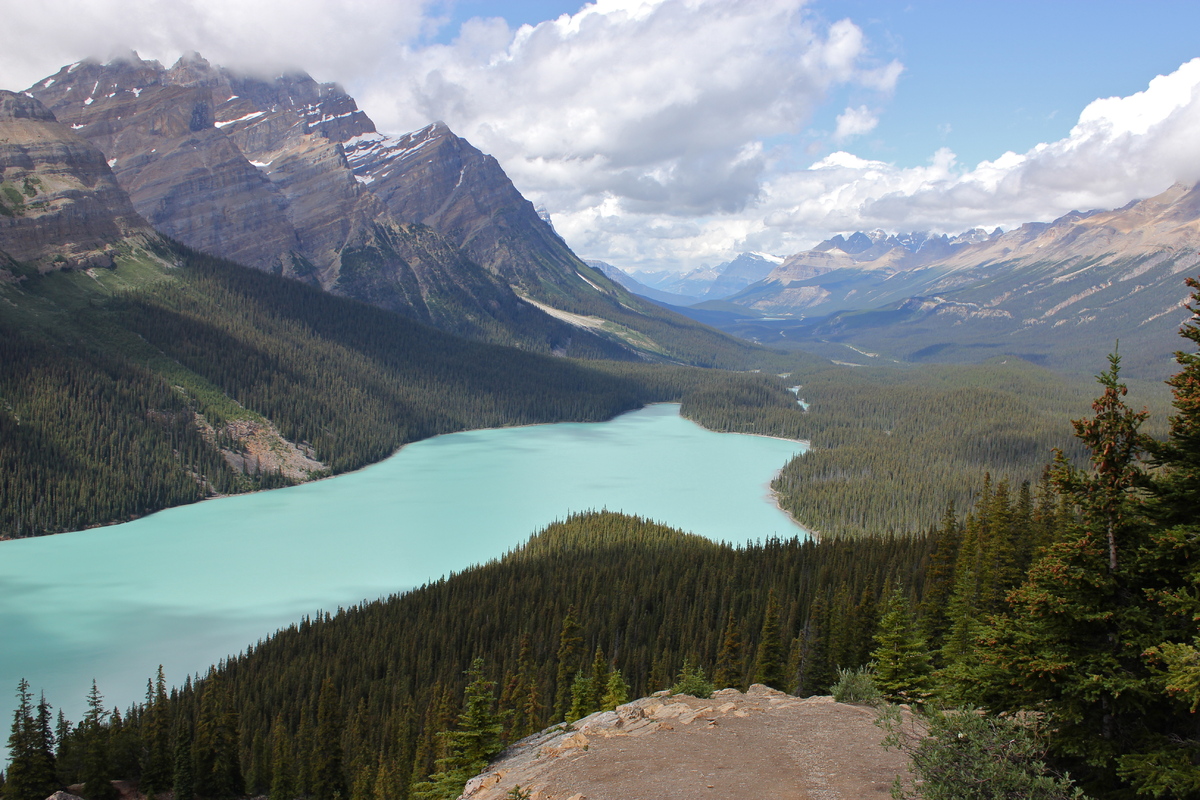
[461,685,909,800]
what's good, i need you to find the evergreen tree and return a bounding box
[192,673,242,800]
[32,694,57,798]
[752,590,786,690]
[552,608,583,721]
[916,506,964,652]
[1118,278,1200,797]
[5,679,57,800]
[311,678,345,800]
[712,612,744,690]
[519,680,541,741]
[81,682,117,800]
[171,720,193,800]
[600,671,629,712]
[870,586,932,704]
[268,717,293,800]
[371,752,402,800]
[795,593,833,696]
[140,667,172,799]
[504,633,538,741]
[565,672,594,724]
[587,648,610,714]
[981,352,1161,795]
[413,659,504,800]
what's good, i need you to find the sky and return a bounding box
[5,0,1200,273]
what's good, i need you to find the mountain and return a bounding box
[586,259,701,305]
[703,251,784,298]
[26,54,751,365]
[632,264,721,300]
[713,188,1200,377]
[726,228,1001,317]
[0,92,686,538]
[600,251,785,304]
[0,89,155,272]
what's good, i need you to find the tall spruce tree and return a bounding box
[267,717,293,800]
[870,586,932,704]
[600,670,629,712]
[553,608,583,721]
[171,710,194,800]
[752,590,786,690]
[140,667,172,799]
[1118,277,1200,797]
[712,611,745,690]
[81,682,117,800]
[980,351,1163,796]
[587,648,610,714]
[413,659,504,800]
[311,678,345,800]
[796,593,833,696]
[192,673,242,799]
[5,680,58,800]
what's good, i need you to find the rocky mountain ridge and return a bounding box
[657,184,1200,377]
[730,184,1200,320]
[23,53,745,364]
[0,89,155,274]
[595,251,785,304]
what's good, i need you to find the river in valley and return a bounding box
[0,403,805,749]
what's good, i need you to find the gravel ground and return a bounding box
[461,685,910,800]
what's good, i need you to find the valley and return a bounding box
[3,40,1200,800]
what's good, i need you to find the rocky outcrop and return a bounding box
[461,685,907,800]
[0,90,154,271]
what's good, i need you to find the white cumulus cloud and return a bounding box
[833,105,878,142]
[359,0,901,219]
[759,57,1200,244]
[0,0,437,91]
[558,56,1200,272]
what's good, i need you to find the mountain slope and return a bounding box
[26,54,752,365]
[0,93,660,537]
[716,187,1200,377]
[0,89,153,271]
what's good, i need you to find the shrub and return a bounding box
[670,658,714,699]
[831,664,883,706]
[878,705,1087,800]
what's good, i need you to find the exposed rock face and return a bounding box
[715,185,1200,376]
[0,90,154,271]
[24,54,629,352]
[461,685,907,800]
[344,123,592,294]
[30,56,303,275]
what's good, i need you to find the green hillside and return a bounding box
[0,243,652,537]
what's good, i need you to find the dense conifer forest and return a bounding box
[3,237,1132,541]
[0,244,796,538]
[7,279,1199,800]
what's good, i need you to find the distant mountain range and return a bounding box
[594,188,1200,378]
[17,53,749,365]
[590,251,784,304]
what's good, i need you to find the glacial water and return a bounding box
[0,404,805,749]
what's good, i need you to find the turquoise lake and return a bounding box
[0,403,805,746]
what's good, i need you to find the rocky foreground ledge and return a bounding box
[462,684,908,800]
